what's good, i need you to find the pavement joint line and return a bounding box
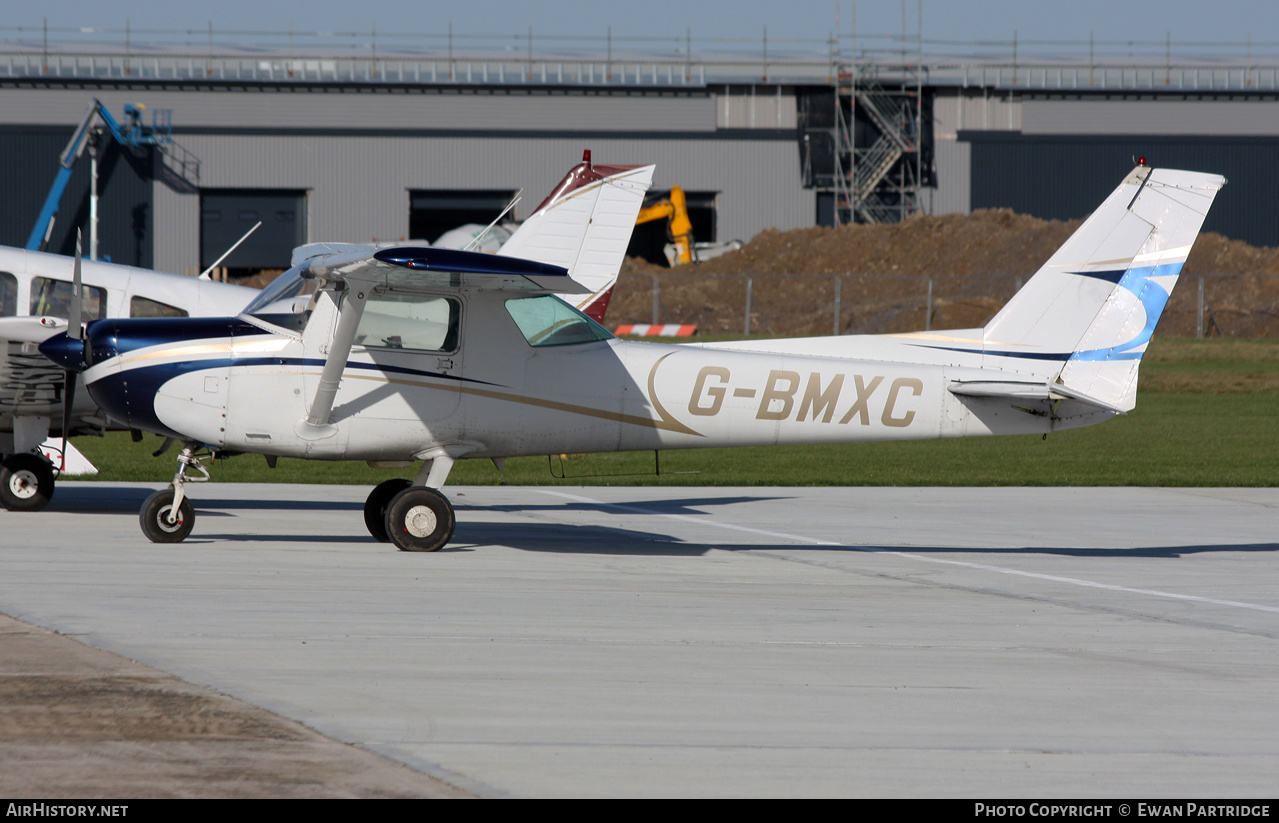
[535,490,1279,616]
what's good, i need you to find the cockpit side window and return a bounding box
[130,296,188,318]
[354,290,461,353]
[504,295,612,347]
[0,272,16,316]
[30,277,106,322]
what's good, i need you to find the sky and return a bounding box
[7,1,1275,62]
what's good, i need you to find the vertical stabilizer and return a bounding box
[499,154,654,321]
[983,165,1225,410]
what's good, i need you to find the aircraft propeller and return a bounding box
[55,231,84,471]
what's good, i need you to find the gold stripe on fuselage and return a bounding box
[111,337,292,370]
[340,369,702,436]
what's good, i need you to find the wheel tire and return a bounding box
[364,478,412,542]
[385,487,455,553]
[0,454,55,512]
[139,489,195,543]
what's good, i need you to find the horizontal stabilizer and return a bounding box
[948,380,1126,414]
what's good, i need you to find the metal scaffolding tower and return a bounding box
[832,62,925,225]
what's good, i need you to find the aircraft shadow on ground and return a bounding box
[196,497,364,512]
[456,494,792,516]
[450,529,1279,559]
[184,520,712,553]
[50,489,771,517]
[45,487,1279,559]
[48,487,364,514]
[190,533,378,544]
[450,521,709,556]
[47,486,154,513]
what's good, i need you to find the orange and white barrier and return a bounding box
[614,323,697,337]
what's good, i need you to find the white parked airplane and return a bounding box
[2,152,654,511]
[0,248,259,509]
[40,163,1223,550]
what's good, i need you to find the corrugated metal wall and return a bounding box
[1022,98,1279,136]
[924,137,971,216]
[0,87,718,133]
[156,132,809,273]
[9,81,1279,272]
[932,88,1022,137]
[963,133,1279,245]
[0,85,808,275]
[927,88,1015,216]
[932,90,1279,246]
[0,126,154,267]
[716,86,798,129]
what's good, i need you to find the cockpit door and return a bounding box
[337,288,464,425]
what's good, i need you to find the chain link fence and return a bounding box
[609,272,1279,338]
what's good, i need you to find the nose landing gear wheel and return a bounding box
[364,479,413,542]
[385,487,455,552]
[140,489,195,543]
[1,454,55,512]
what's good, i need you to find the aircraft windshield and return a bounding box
[243,265,319,332]
[505,295,612,347]
[243,266,318,316]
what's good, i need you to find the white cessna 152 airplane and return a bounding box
[3,151,654,512]
[38,163,1223,551]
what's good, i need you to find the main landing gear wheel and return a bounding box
[1,454,55,512]
[385,487,455,552]
[140,488,195,543]
[364,479,412,542]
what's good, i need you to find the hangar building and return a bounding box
[2,38,1277,276]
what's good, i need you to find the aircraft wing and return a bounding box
[305,246,587,294]
[291,242,378,266]
[296,245,583,439]
[0,315,71,344]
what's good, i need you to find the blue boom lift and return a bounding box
[26,99,172,256]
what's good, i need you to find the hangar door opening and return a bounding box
[201,189,307,280]
[409,190,519,246]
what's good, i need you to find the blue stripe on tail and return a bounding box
[1068,262,1184,362]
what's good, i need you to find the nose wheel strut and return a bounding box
[139,445,208,543]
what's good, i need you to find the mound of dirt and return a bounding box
[622,210,1279,278]
[622,210,1082,278]
[613,210,1279,337]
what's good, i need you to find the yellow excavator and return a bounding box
[636,186,695,266]
[635,186,741,267]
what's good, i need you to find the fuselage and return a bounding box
[74,282,1111,465]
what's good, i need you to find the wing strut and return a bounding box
[296,286,368,440]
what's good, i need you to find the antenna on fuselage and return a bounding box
[462,190,522,252]
[198,221,262,280]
